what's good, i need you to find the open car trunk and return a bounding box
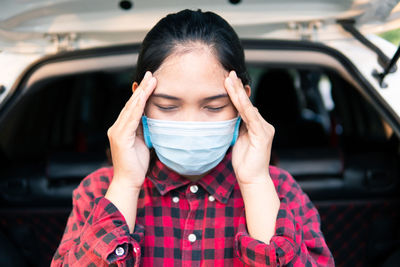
[0,40,399,266]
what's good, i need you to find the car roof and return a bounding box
[1,0,399,51]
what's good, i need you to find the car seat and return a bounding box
[254,68,328,148]
[254,69,341,178]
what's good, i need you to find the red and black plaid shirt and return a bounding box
[51,149,334,266]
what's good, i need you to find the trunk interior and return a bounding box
[0,41,399,267]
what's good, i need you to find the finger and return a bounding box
[228,71,256,124]
[113,72,152,124]
[124,71,153,112]
[230,71,245,94]
[120,89,146,131]
[129,71,157,112]
[117,72,157,130]
[131,71,152,101]
[141,72,158,100]
[253,107,266,128]
[237,88,264,136]
[111,94,142,139]
[227,70,264,135]
[112,93,138,129]
[133,74,157,117]
[254,107,274,136]
[225,73,249,122]
[124,76,157,131]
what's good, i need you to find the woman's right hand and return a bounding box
[107,71,157,190]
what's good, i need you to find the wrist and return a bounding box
[109,175,144,193]
[105,176,142,234]
[237,173,272,187]
[238,176,279,203]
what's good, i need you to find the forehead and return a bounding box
[152,48,228,97]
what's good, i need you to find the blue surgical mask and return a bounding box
[142,116,241,176]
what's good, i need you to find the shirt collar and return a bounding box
[147,148,237,204]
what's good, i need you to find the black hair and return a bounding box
[135,9,250,85]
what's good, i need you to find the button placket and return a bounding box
[182,184,202,263]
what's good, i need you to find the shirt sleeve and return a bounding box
[50,168,145,267]
[234,167,335,267]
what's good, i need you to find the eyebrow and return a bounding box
[203,93,229,101]
[151,93,180,100]
[151,93,229,101]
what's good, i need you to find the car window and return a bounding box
[249,65,396,189]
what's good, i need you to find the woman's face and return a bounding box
[144,46,246,121]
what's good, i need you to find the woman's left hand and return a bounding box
[224,71,275,185]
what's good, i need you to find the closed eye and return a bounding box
[206,104,228,111]
[155,104,177,111]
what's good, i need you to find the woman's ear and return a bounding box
[132,82,139,93]
[244,85,251,98]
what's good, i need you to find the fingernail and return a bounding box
[232,71,237,78]
[144,71,151,80]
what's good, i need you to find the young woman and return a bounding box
[51,9,334,267]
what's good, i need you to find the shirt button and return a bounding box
[188,233,197,242]
[190,185,199,193]
[115,246,125,256]
[208,195,215,202]
[172,196,180,203]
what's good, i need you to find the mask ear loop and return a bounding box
[141,115,153,148]
[231,117,241,146]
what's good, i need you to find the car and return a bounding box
[1,0,400,266]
